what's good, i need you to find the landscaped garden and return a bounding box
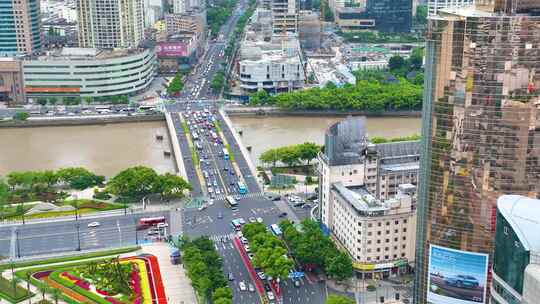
[0,247,168,304]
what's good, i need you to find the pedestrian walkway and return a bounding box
[212,192,266,202]
[141,243,197,304]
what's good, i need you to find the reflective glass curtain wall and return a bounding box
[414,11,540,304]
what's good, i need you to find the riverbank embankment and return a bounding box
[0,114,164,128]
[224,106,422,117]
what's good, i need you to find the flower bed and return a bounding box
[19,255,166,304]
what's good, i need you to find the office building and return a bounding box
[332,0,412,33]
[272,0,298,34]
[414,2,540,304]
[427,0,474,16]
[0,58,25,105]
[492,195,540,304]
[317,117,419,277]
[22,48,156,98]
[0,0,42,55]
[77,0,144,49]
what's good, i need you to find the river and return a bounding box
[229,115,422,165]
[0,121,176,177]
[0,116,421,177]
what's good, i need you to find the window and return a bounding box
[504,226,509,235]
[386,230,390,235]
[367,240,372,244]
[368,232,372,236]
[376,256,380,260]
[385,239,390,243]
[377,231,381,236]
[403,228,407,232]
[367,257,371,261]
[404,219,407,223]
[401,253,406,257]
[376,240,380,244]
[358,230,361,235]
[402,237,406,241]
[395,220,399,225]
[393,254,397,258]
[386,222,390,226]
[367,249,371,253]
[402,244,406,249]
[378,222,382,227]
[358,222,362,226]
[385,247,389,251]
[376,248,381,252]
[394,246,398,250]
[394,237,398,242]
[385,255,389,260]
[368,223,372,228]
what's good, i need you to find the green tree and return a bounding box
[325,251,353,281]
[13,112,29,121]
[326,294,355,304]
[0,179,9,204]
[47,97,57,105]
[167,73,184,96]
[241,223,267,240]
[57,167,103,189]
[37,98,48,106]
[298,142,320,165]
[415,5,428,25]
[408,47,424,70]
[279,146,300,167]
[212,287,233,301]
[51,288,61,304]
[107,166,159,200]
[213,298,233,304]
[388,55,406,71]
[211,71,225,93]
[259,149,281,167]
[154,173,191,200]
[83,96,93,104]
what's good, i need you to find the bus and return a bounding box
[139,105,156,111]
[270,224,282,236]
[225,195,238,210]
[95,105,112,113]
[138,216,166,229]
[223,148,230,160]
[237,181,247,194]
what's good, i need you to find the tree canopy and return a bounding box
[167,73,184,96]
[326,294,355,304]
[56,167,104,190]
[106,166,190,201]
[259,142,321,167]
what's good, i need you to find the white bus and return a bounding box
[95,105,112,114]
[225,196,238,210]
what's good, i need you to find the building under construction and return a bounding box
[298,10,320,50]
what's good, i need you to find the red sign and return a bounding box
[156,42,188,57]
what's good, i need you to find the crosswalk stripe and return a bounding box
[211,192,266,201]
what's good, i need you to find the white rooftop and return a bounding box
[497,195,540,252]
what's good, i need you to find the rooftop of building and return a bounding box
[375,141,421,159]
[32,48,147,61]
[332,182,415,215]
[497,195,540,252]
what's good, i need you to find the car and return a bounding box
[240,237,248,244]
[238,218,246,225]
[156,222,168,228]
[216,188,221,194]
[278,212,288,218]
[443,275,479,289]
[217,212,223,219]
[237,231,244,238]
[244,245,250,252]
[198,205,207,211]
[208,199,214,206]
[213,181,218,187]
[248,252,255,260]
[221,237,227,243]
[256,217,263,223]
[257,272,266,280]
[267,291,275,301]
[228,273,234,281]
[293,280,301,288]
[248,283,255,292]
[239,281,246,291]
[249,217,257,223]
[87,221,100,228]
[147,229,160,236]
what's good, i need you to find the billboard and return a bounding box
[427,245,488,304]
[155,42,188,57]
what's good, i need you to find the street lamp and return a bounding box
[75,223,81,251]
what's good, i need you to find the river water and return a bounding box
[228,115,422,165]
[0,121,176,177]
[0,116,421,177]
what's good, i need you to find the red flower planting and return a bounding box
[105,296,123,304]
[130,269,142,304]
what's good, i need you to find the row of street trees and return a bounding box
[106,166,191,202]
[207,0,237,38]
[36,95,129,106]
[180,236,230,302]
[279,219,353,282]
[242,223,294,280]
[259,142,320,168]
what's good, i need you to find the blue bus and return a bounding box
[237,181,247,194]
[223,148,229,160]
[270,224,282,236]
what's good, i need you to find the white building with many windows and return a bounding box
[22,48,156,98]
[317,116,419,278]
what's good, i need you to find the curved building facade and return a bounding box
[22,48,156,97]
[415,4,540,304]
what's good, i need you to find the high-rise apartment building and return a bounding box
[77,0,144,49]
[271,0,298,34]
[415,1,540,304]
[0,0,42,55]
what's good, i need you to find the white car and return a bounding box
[239,281,246,291]
[198,204,207,211]
[208,199,214,206]
[256,217,263,223]
[267,291,275,300]
[87,221,100,228]
[157,222,168,228]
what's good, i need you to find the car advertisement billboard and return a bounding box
[427,245,488,304]
[155,42,188,57]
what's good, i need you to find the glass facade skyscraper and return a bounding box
[415,2,540,303]
[0,0,42,55]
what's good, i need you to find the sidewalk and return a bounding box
[141,243,197,304]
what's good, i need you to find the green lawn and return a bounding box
[0,275,32,303]
[4,200,124,221]
[225,144,235,162]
